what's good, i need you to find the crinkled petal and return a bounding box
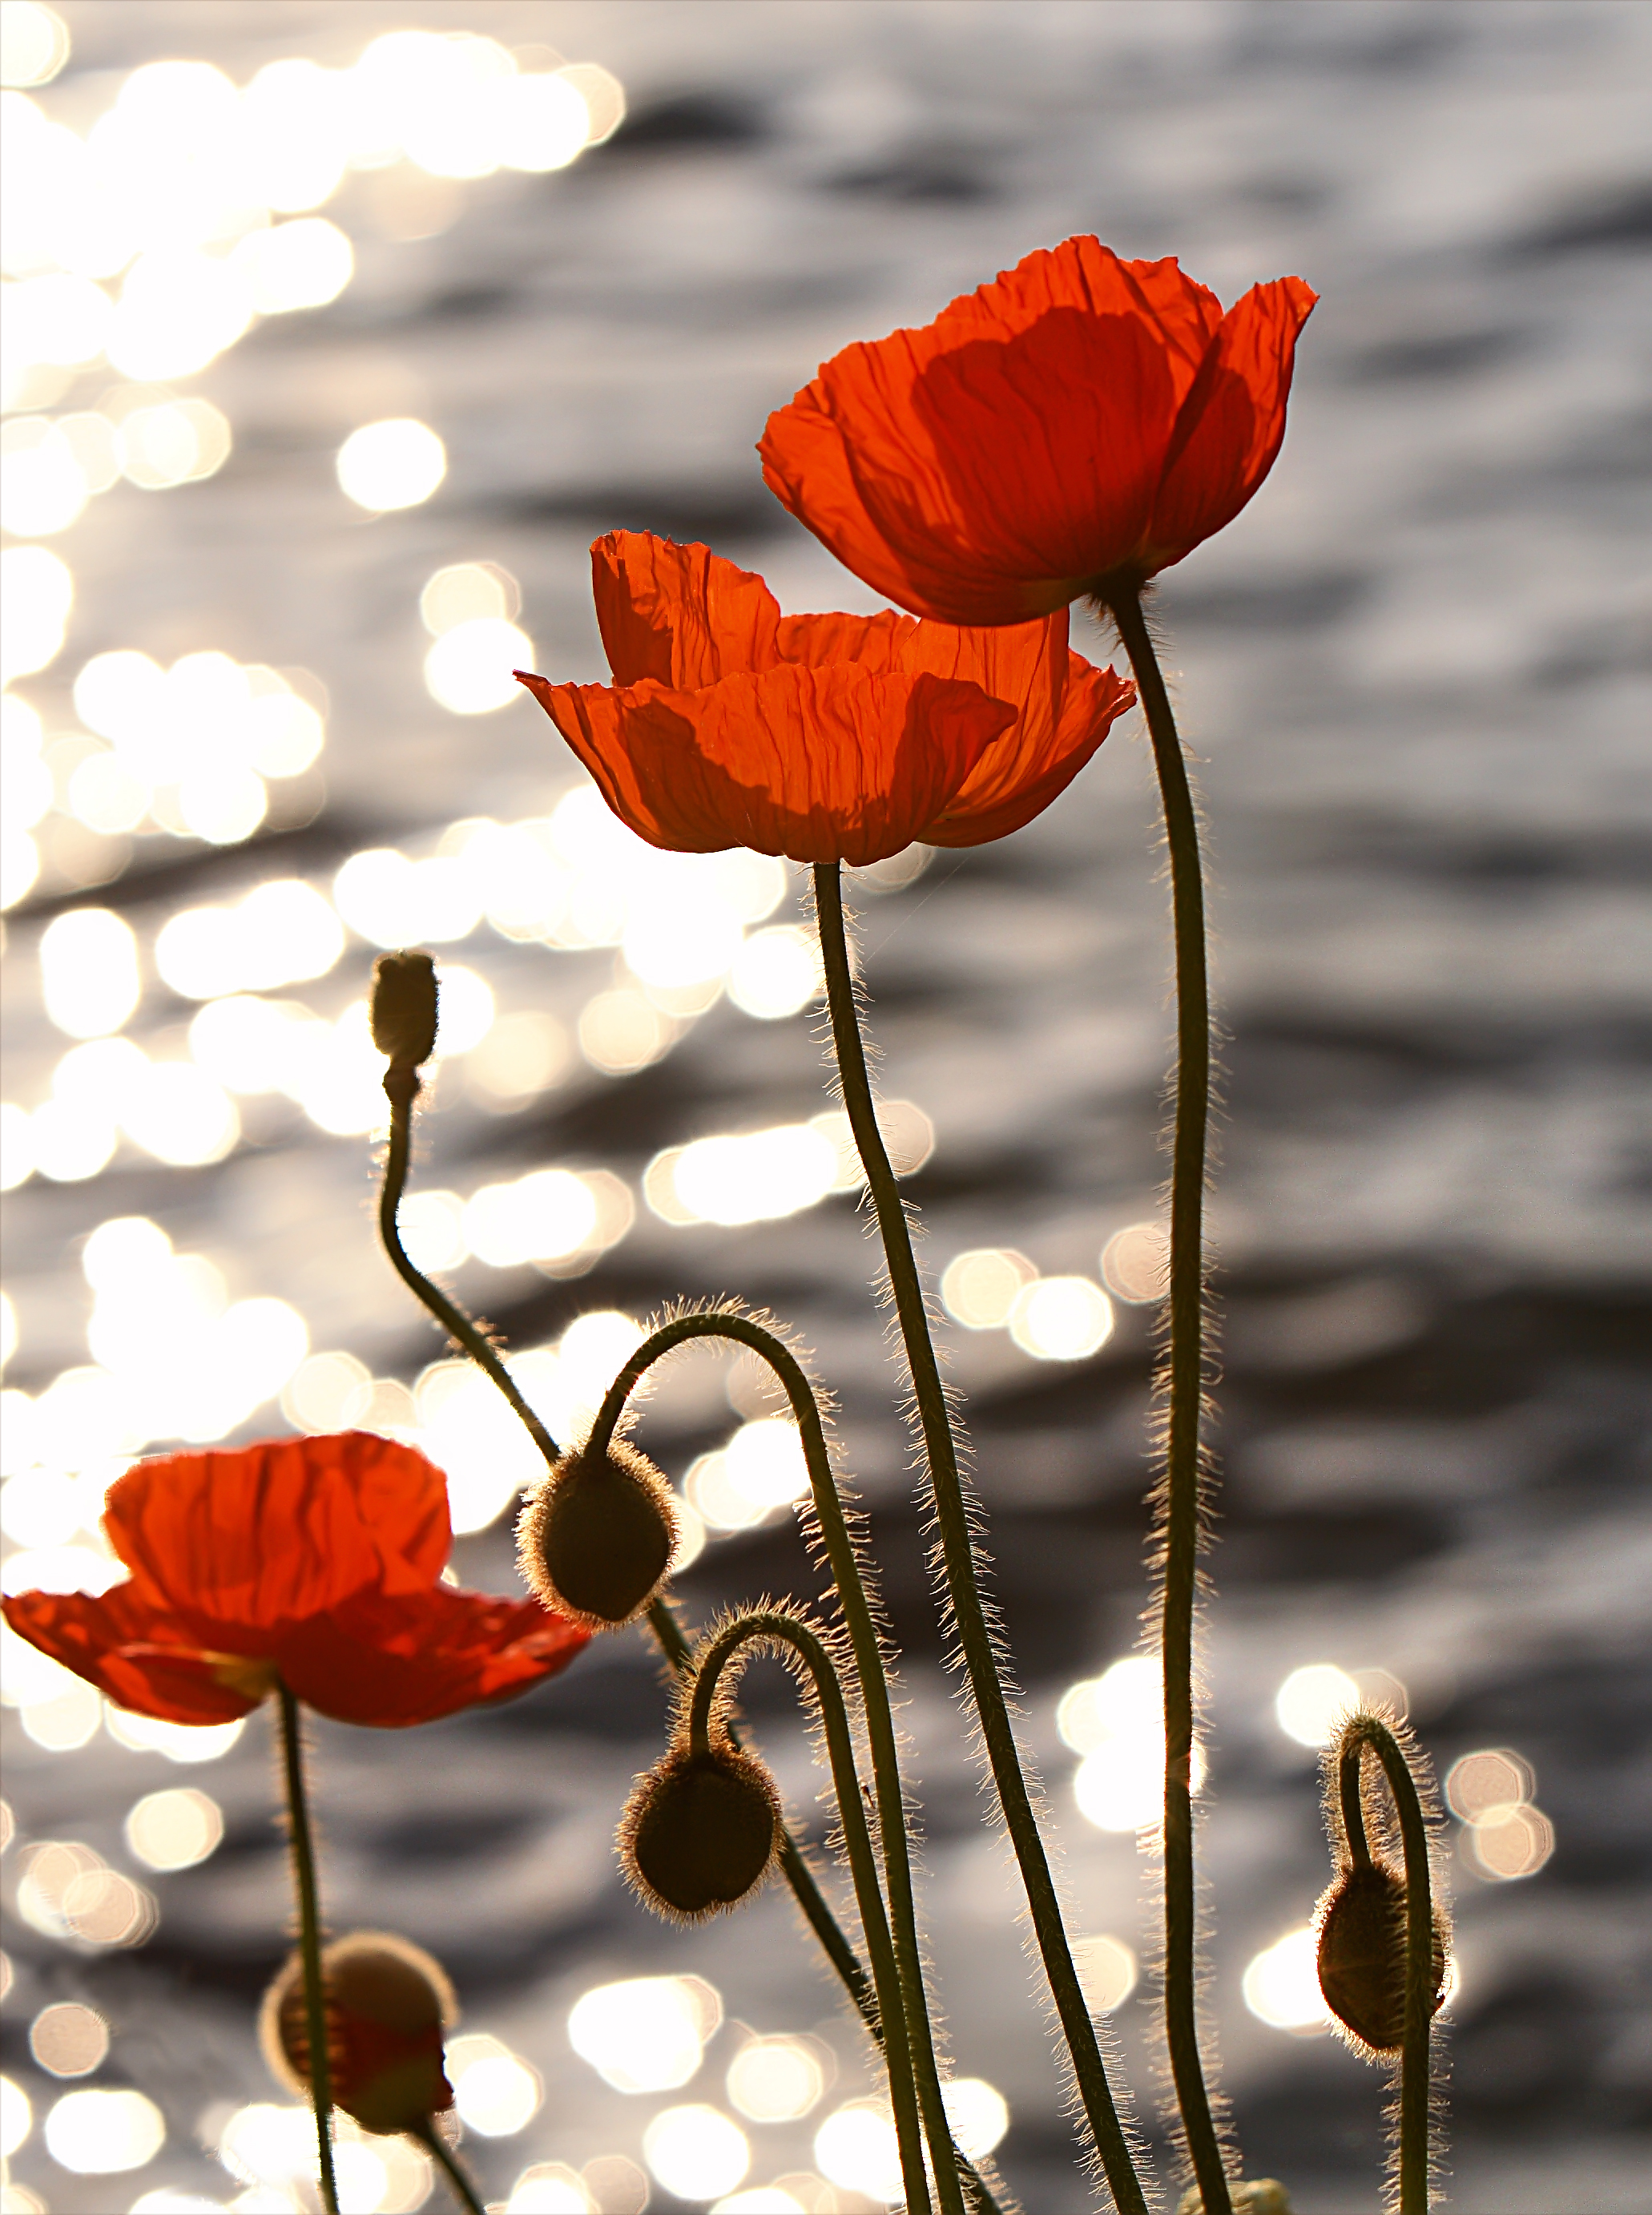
[103,1434,452,1633]
[518,662,1014,865]
[274,1588,591,1728]
[592,531,783,688]
[760,235,1313,623]
[3,1586,265,1724]
[928,653,1136,847]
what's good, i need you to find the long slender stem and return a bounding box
[598,1316,966,2215]
[410,2116,489,2215]
[1338,1720,1437,2215]
[813,862,1150,2215]
[375,1081,930,2169]
[1103,589,1230,2215]
[691,1609,933,2215]
[275,1684,339,2215]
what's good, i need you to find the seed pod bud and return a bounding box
[370,950,439,1070]
[1316,1861,1447,2053]
[517,1441,679,1631]
[260,1931,456,2135]
[620,1741,781,1922]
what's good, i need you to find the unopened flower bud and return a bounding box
[517,1441,679,1631]
[371,950,439,1070]
[260,1931,456,2135]
[1316,1862,1447,2054]
[620,1741,780,1922]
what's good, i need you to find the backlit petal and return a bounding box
[2,1586,265,1724]
[592,531,783,687]
[275,1588,590,1727]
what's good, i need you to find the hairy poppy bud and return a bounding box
[517,1441,679,1631]
[1175,2185,1293,2215]
[370,950,439,1070]
[1316,1862,1447,2054]
[260,1931,456,2135]
[620,1741,780,1921]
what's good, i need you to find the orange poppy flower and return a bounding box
[515,531,1134,861]
[758,235,1318,626]
[1,1433,590,1729]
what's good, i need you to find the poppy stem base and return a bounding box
[1106,587,1232,2215]
[276,1683,340,2215]
[410,2116,489,2215]
[813,861,1151,2215]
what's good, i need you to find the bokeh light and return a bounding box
[725,2038,828,2124]
[1,2074,32,2159]
[1008,1276,1113,1362]
[447,2034,542,2136]
[1242,1928,1332,2034]
[1073,1934,1138,2015]
[1445,1746,1535,1824]
[2,4,71,88]
[941,1248,1038,1331]
[726,925,824,1020]
[0,544,74,683]
[567,1975,720,2096]
[1275,1663,1361,1749]
[336,417,445,511]
[29,2002,108,2077]
[425,617,536,715]
[1061,1655,1206,1832]
[813,2102,901,2202]
[39,906,139,1038]
[1099,1220,1171,1304]
[1465,1803,1555,1881]
[643,2105,749,2204]
[941,2078,1009,2161]
[124,1787,224,1870]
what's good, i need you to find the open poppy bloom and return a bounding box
[759,235,1317,626]
[2,1432,590,1728]
[516,531,1134,862]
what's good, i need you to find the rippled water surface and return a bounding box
[3,4,1650,2211]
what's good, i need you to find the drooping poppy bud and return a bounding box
[619,1741,781,1922]
[517,1441,679,1631]
[1316,1861,1447,2055]
[260,1931,456,2135]
[371,950,439,1071]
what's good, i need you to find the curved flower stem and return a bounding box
[688,1608,933,2215]
[812,863,1150,2215]
[409,2116,489,2215]
[275,1684,339,2215]
[1102,589,1228,2215]
[374,1079,961,2188]
[594,1315,967,2215]
[1337,1717,1438,2215]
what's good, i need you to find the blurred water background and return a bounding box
[2,2,1649,2210]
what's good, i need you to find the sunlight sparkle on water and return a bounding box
[643,2106,750,2204]
[725,2038,828,2124]
[941,1247,1038,1330]
[1062,1656,1207,1831]
[1275,1663,1362,1748]
[1243,1928,1332,2034]
[447,2035,542,2137]
[336,418,445,511]
[567,1976,720,2096]
[125,1787,223,1870]
[29,2002,107,2077]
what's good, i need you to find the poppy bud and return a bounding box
[517,1441,679,1631]
[619,1741,781,1922]
[260,1931,456,2136]
[370,951,439,1070]
[1316,1862,1447,2054]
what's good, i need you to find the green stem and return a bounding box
[812,862,1150,2215]
[597,1317,966,2215]
[1103,588,1229,2215]
[410,2116,489,2215]
[688,1609,933,2215]
[376,1078,951,2184]
[276,1684,339,2215]
[1337,1720,1438,2215]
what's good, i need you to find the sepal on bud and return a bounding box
[371,950,439,1071]
[260,1930,456,2136]
[1316,1860,1447,2056]
[517,1440,679,1631]
[619,1739,781,1922]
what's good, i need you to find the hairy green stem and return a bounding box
[597,1316,968,2215]
[375,1074,922,2165]
[1337,1719,1438,2215]
[1102,588,1229,2215]
[276,1684,339,2215]
[409,2116,489,2215]
[691,1609,933,2215]
[812,862,1150,2215]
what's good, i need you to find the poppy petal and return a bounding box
[928,654,1136,848]
[103,1434,452,1631]
[275,1588,591,1728]
[592,532,784,688]
[1146,275,1319,571]
[2,1587,265,1724]
[519,663,1015,865]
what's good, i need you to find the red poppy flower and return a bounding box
[515,531,1134,861]
[1,1433,590,1728]
[758,235,1317,626]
